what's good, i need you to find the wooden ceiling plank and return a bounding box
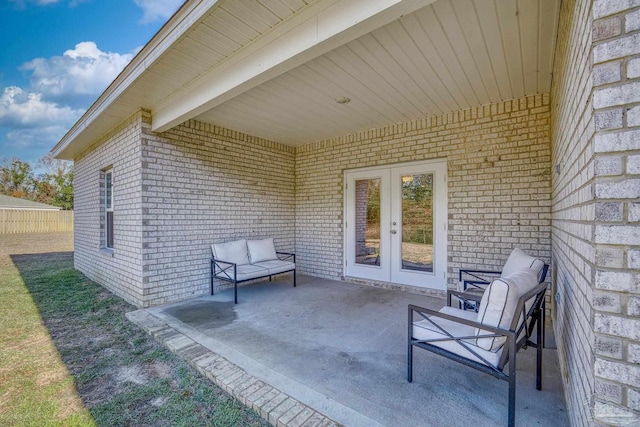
[260,0,296,19]
[518,0,540,95]
[174,37,227,65]
[474,0,513,100]
[415,6,480,107]
[214,98,310,138]
[401,11,468,109]
[328,44,416,123]
[235,0,283,29]
[496,0,525,97]
[432,0,490,102]
[367,26,441,115]
[349,33,431,117]
[209,8,260,44]
[307,55,397,123]
[537,0,560,91]
[222,1,273,34]
[209,89,329,141]
[450,0,502,103]
[392,17,459,112]
[191,22,243,57]
[278,0,309,13]
[288,62,389,127]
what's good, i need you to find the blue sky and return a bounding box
[0,0,183,164]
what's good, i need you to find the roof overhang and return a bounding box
[52,0,560,160]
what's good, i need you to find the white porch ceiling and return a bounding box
[52,0,560,159]
[196,0,560,145]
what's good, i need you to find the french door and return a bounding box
[344,160,447,290]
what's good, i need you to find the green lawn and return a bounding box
[0,233,268,427]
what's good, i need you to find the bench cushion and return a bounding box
[247,238,278,263]
[413,306,502,367]
[475,269,539,350]
[214,264,270,281]
[253,260,295,275]
[501,248,545,282]
[212,239,250,266]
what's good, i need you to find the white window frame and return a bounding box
[105,168,114,249]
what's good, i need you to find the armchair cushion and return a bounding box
[211,239,250,266]
[475,269,539,350]
[413,306,502,367]
[247,238,278,263]
[501,248,546,282]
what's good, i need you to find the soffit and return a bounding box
[53,0,560,159]
[194,0,560,145]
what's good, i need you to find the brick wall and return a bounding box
[552,0,640,424]
[74,112,145,306]
[591,0,640,423]
[295,95,552,289]
[549,1,595,425]
[139,111,296,307]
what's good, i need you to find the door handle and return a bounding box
[391,230,397,234]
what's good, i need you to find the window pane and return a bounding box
[355,178,380,266]
[401,174,433,272]
[107,211,114,248]
[105,172,112,210]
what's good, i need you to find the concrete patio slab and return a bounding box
[128,275,569,427]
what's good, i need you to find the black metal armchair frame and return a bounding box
[408,281,548,427]
[458,264,549,294]
[210,252,296,304]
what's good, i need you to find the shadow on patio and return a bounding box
[129,275,568,427]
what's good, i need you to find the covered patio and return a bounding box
[52,0,640,424]
[129,275,568,426]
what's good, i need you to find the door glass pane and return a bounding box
[401,174,433,272]
[355,178,380,266]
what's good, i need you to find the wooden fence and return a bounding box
[0,209,74,234]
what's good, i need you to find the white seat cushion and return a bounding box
[247,238,278,263]
[475,269,539,350]
[253,260,295,275]
[214,264,269,281]
[211,239,250,266]
[413,306,502,367]
[501,248,545,282]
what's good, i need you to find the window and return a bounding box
[105,169,114,249]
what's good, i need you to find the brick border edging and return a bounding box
[126,310,342,427]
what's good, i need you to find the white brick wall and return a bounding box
[139,111,296,307]
[552,0,640,424]
[74,111,145,306]
[550,1,596,424]
[295,95,552,289]
[590,0,640,422]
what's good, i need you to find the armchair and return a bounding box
[408,268,548,427]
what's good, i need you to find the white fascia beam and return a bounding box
[152,0,436,133]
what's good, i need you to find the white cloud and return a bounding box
[0,86,83,128]
[0,86,83,154]
[20,41,134,104]
[5,125,69,149]
[134,0,182,23]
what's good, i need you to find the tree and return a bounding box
[36,154,74,210]
[0,155,74,210]
[0,158,34,198]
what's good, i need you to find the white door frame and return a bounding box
[344,159,448,290]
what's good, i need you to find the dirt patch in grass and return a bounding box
[0,232,268,426]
